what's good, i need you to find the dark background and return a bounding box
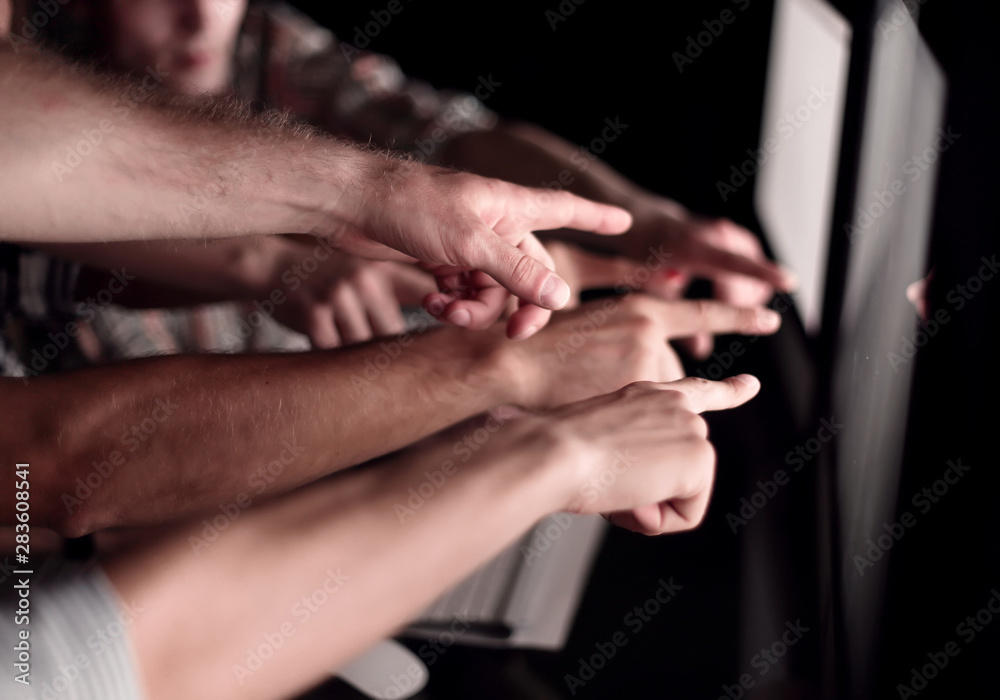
[286,1,1000,698]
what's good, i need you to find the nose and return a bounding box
[176,0,211,36]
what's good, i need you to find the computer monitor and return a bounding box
[822,1,946,696]
[755,0,852,334]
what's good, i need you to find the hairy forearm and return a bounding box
[0,325,517,534]
[101,418,566,700]
[0,43,359,244]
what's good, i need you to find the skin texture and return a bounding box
[0,42,632,338]
[93,375,761,700]
[0,7,779,698]
[15,0,792,346]
[0,295,780,536]
[441,122,798,354]
[38,236,438,348]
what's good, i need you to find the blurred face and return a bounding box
[103,0,247,94]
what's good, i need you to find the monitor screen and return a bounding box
[830,1,946,694]
[755,0,852,333]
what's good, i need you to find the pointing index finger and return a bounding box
[651,299,782,338]
[661,374,761,413]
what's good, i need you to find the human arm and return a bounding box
[439,120,796,346]
[0,294,778,536]
[0,43,631,338]
[40,236,436,347]
[100,375,760,700]
[441,120,791,290]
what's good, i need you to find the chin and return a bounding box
[174,69,228,96]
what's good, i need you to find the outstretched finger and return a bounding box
[514,187,634,237]
[659,374,761,414]
[647,299,782,339]
[676,242,796,292]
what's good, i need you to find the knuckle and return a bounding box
[451,232,481,264]
[689,437,717,475]
[508,253,540,293]
[685,412,709,438]
[621,380,656,398]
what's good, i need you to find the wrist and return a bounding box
[280,139,375,236]
[495,414,591,515]
[480,325,544,409]
[436,323,526,407]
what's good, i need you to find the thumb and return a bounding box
[462,229,573,311]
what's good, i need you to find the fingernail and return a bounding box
[448,309,472,327]
[734,374,760,389]
[540,275,571,309]
[511,325,538,341]
[758,308,781,330]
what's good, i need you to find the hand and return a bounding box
[544,240,688,308]
[622,197,797,357]
[314,159,633,339]
[505,294,781,410]
[270,245,436,348]
[539,375,762,534]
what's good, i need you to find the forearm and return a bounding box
[40,236,300,307]
[101,419,565,700]
[1,325,517,534]
[0,43,359,244]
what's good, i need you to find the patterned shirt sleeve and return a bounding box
[233,2,496,162]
